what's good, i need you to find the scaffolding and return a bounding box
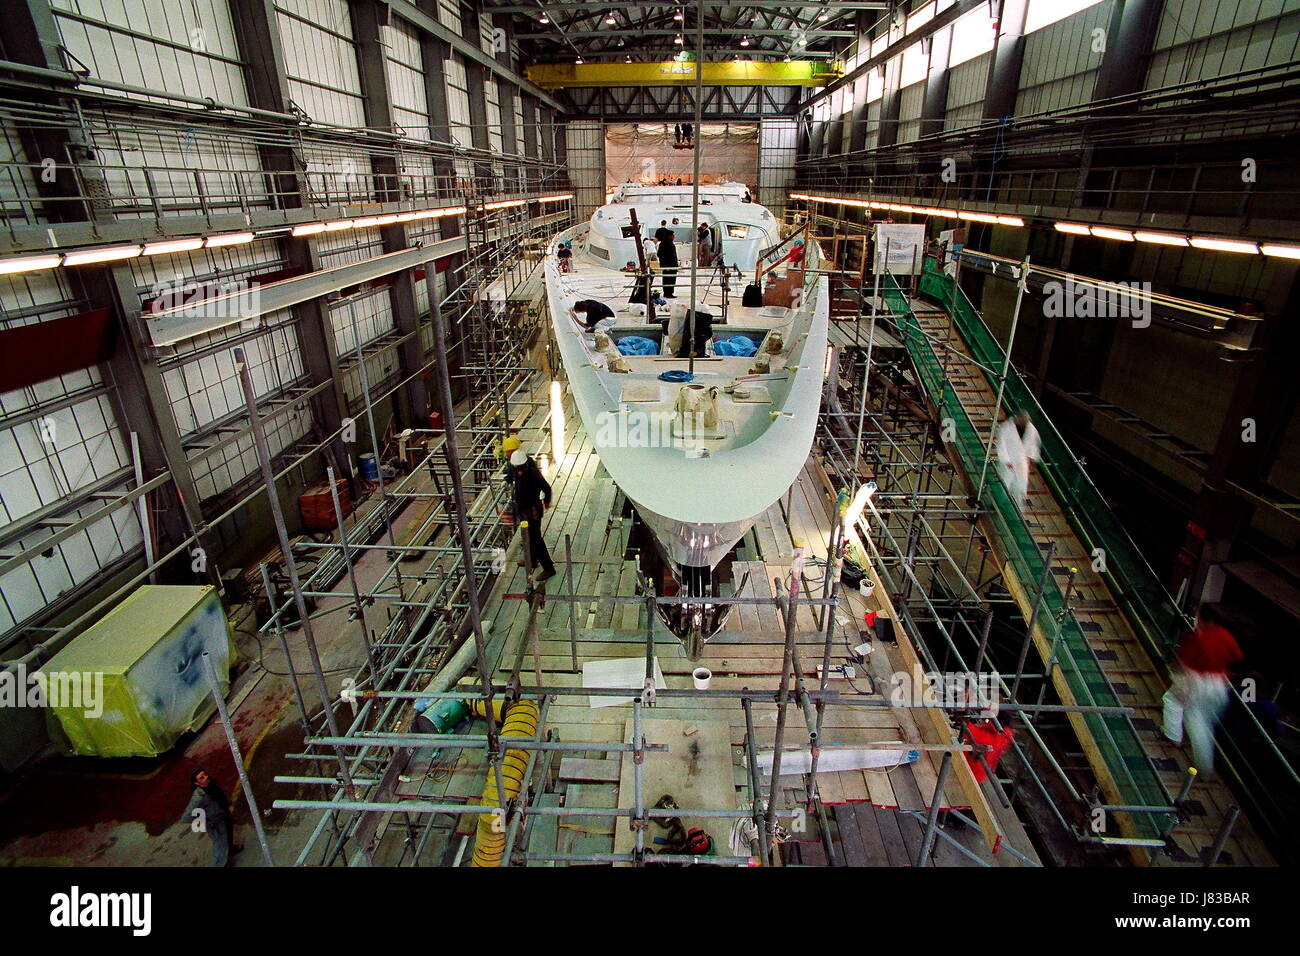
[801,208,1282,865]
[193,203,1243,870]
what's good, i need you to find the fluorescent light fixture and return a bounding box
[537,193,575,202]
[995,216,1025,227]
[1261,243,1300,259]
[292,222,327,236]
[550,380,565,464]
[924,208,959,217]
[435,206,468,217]
[373,214,400,225]
[1054,222,1091,235]
[959,211,999,223]
[0,254,61,274]
[1190,236,1259,254]
[205,232,254,247]
[63,244,142,265]
[143,238,204,256]
[1090,226,1134,241]
[324,219,356,231]
[1133,231,1189,246]
[484,199,527,210]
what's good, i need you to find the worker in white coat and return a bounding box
[996,410,1040,511]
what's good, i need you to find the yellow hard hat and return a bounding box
[502,436,521,453]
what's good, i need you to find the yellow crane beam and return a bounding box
[525,60,841,89]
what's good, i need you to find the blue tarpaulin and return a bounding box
[616,335,659,356]
[714,336,758,357]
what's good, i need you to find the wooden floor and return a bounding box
[400,379,1037,866]
[909,300,1273,867]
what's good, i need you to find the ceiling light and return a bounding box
[675,34,683,44]
[604,14,615,25]
[1091,226,1134,241]
[1133,231,1189,246]
[205,232,255,247]
[291,222,326,236]
[674,11,683,21]
[1190,236,1258,254]
[625,55,632,62]
[740,36,750,47]
[575,56,584,63]
[959,211,999,224]
[63,245,142,265]
[0,254,61,274]
[995,216,1025,227]
[539,14,549,24]
[798,37,807,46]
[818,11,830,21]
[1054,222,1091,235]
[143,238,204,255]
[324,219,355,231]
[1261,243,1300,259]
[783,54,791,61]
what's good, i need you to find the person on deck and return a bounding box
[654,220,675,245]
[657,231,679,299]
[697,223,716,268]
[511,448,555,581]
[556,241,573,273]
[571,298,616,332]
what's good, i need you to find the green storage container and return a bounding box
[38,585,236,757]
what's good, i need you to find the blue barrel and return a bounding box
[359,453,379,480]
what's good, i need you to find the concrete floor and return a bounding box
[0,484,423,868]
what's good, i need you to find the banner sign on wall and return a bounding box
[873,223,926,275]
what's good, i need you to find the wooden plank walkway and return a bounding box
[909,300,1273,867]
[448,381,1036,866]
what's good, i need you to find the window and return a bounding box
[906,2,935,34]
[726,224,749,239]
[948,8,999,68]
[900,43,929,87]
[1025,0,1104,33]
[590,243,610,261]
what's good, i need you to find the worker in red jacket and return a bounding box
[1168,604,1243,773]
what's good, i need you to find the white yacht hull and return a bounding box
[543,188,828,584]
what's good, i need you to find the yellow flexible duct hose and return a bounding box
[467,698,539,867]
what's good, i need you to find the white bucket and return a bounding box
[692,667,713,690]
[859,578,876,599]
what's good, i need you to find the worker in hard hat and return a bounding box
[498,434,522,487]
[511,448,555,581]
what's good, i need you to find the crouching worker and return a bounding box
[572,298,616,333]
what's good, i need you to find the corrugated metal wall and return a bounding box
[566,121,605,221]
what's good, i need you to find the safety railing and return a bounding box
[916,257,1189,665]
[882,272,1170,840]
